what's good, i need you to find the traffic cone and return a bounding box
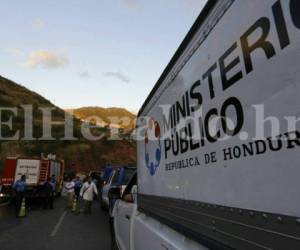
[18,198,26,218]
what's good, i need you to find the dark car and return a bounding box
[100,166,136,215]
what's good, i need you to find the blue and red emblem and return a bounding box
[144,118,161,176]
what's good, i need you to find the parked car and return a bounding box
[101,166,114,186]
[101,166,136,215]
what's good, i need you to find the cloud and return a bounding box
[104,71,130,83]
[25,50,68,69]
[5,48,24,57]
[32,18,45,29]
[121,0,137,9]
[79,71,90,78]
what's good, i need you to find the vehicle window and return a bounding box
[121,168,136,185]
[130,185,137,194]
[107,171,115,184]
[102,167,113,182]
[111,170,120,185]
[122,172,137,198]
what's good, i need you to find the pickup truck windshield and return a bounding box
[122,168,135,185]
[111,168,136,186]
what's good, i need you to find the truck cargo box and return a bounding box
[14,159,40,185]
[137,0,300,248]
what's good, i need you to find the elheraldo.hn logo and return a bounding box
[144,118,161,176]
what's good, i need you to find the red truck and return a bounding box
[0,156,65,201]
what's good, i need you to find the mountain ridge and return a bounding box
[68,106,136,129]
[0,75,136,174]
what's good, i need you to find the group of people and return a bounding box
[12,174,99,216]
[64,175,98,214]
[13,174,57,216]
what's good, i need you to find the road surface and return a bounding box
[0,198,111,250]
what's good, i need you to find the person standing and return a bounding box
[65,178,75,208]
[43,177,54,209]
[50,175,57,195]
[74,176,82,201]
[50,175,57,204]
[13,175,26,215]
[80,176,98,214]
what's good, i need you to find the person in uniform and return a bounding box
[44,177,54,209]
[13,175,26,215]
[74,176,82,201]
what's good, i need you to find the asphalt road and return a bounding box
[0,198,111,250]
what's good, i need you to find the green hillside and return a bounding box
[0,76,136,174]
[70,107,136,129]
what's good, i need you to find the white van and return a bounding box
[110,0,300,249]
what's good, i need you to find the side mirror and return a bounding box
[108,187,121,200]
[123,194,133,203]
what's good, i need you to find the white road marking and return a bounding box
[50,210,67,237]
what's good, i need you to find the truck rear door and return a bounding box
[15,159,40,185]
[2,158,17,185]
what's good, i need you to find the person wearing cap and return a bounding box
[50,175,57,194]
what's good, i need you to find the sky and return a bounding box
[0,0,207,113]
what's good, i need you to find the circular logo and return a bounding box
[144,118,161,176]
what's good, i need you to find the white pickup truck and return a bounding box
[110,0,300,249]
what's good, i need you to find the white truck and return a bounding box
[110,0,300,249]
